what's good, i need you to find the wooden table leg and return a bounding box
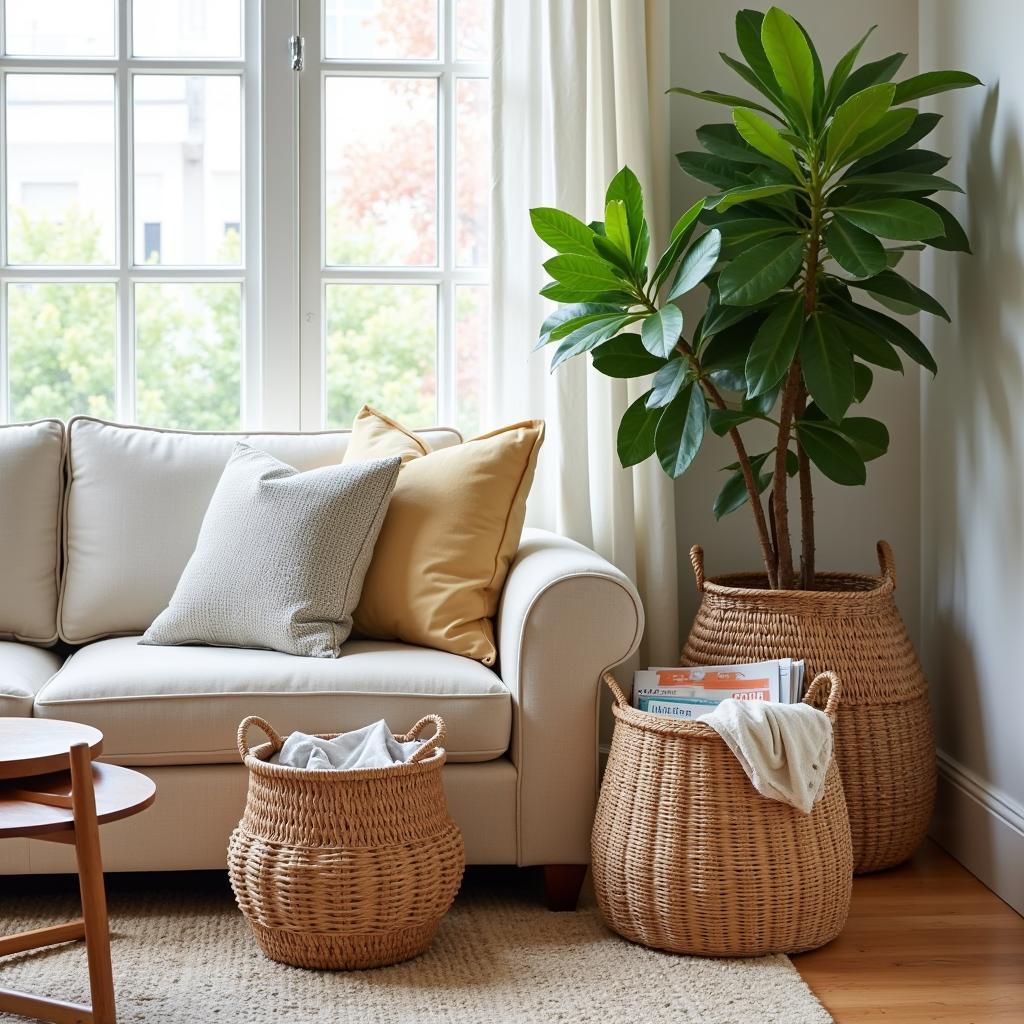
[69,742,115,1024]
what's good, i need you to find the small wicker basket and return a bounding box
[592,671,852,957]
[228,715,464,970]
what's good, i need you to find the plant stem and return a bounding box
[676,336,778,587]
[795,385,816,589]
[772,363,801,589]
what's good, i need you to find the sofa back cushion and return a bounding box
[0,419,64,644]
[59,417,460,644]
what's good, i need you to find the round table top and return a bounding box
[0,719,103,781]
[0,762,156,838]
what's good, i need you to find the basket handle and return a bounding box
[398,715,447,763]
[802,672,842,723]
[876,540,896,589]
[236,716,284,761]
[689,545,706,592]
[602,671,630,709]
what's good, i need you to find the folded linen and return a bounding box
[698,699,832,814]
[271,720,423,771]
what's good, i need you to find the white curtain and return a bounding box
[489,0,678,665]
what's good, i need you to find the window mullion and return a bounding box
[116,2,134,422]
[437,3,457,428]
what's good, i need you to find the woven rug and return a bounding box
[0,868,831,1024]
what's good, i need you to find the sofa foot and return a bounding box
[543,864,587,911]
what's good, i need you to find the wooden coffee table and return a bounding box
[0,719,155,1024]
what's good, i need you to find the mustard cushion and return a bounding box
[344,406,545,664]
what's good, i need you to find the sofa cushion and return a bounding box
[0,419,64,644]
[34,637,510,766]
[0,642,63,716]
[59,417,461,644]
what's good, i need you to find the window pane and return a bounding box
[4,0,115,57]
[6,75,115,266]
[323,0,437,60]
[135,283,241,430]
[132,0,242,59]
[325,77,436,267]
[6,283,116,421]
[456,78,489,267]
[455,285,487,437]
[134,76,242,266]
[325,284,436,427]
[456,0,489,61]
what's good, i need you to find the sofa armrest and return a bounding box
[497,528,643,866]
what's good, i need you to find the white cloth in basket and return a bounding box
[698,699,832,814]
[271,720,423,771]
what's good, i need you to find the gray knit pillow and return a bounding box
[141,443,401,657]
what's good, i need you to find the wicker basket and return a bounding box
[228,715,464,970]
[681,542,935,875]
[592,671,852,957]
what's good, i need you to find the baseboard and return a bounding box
[930,750,1024,916]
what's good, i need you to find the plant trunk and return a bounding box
[795,385,816,589]
[771,362,802,589]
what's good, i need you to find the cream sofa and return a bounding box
[0,417,642,907]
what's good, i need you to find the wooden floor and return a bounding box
[793,840,1024,1023]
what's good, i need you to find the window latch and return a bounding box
[289,35,304,72]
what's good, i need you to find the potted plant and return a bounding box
[530,6,980,872]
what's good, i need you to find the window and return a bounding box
[0,0,491,434]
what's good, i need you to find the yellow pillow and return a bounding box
[344,406,545,664]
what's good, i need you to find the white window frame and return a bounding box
[0,0,263,426]
[295,0,489,430]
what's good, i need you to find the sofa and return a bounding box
[0,417,643,907]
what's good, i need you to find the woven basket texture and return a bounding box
[681,541,935,875]
[228,715,465,970]
[592,672,852,957]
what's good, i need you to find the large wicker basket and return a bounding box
[228,715,464,970]
[682,542,935,874]
[592,671,852,957]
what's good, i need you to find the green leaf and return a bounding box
[832,317,903,372]
[592,233,636,279]
[826,83,895,165]
[656,384,707,478]
[760,6,816,128]
[732,109,802,177]
[641,303,684,359]
[797,421,866,484]
[850,112,942,169]
[824,217,886,278]
[834,199,943,241]
[592,334,667,378]
[735,9,785,105]
[834,416,890,460]
[916,197,971,253]
[800,312,855,423]
[719,234,805,306]
[668,86,777,118]
[718,217,799,252]
[667,229,722,301]
[697,122,774,165]
[701,291,774,340]
[853,361,874,401]
[711,183,801,213]
[529,208,596,256]
[536,302,622,349]
[836,172,963,196]
[544,253,633,294]
[617,391,661,468]
[676,150,756,190]
[852,268,950,321]
[834,52,907,107]
[745,292,804,396]
[863,149,949,175]
[824,25,876,114]
[604,199,631,258]
[605,167,645,250]
[838,107,917,166]
[548,310,630,343]
[708,407,757,436]
[550,315,637,370]
[540,280,635,305]
[892,70,983,104]
[837,300,938,373]
[651,198,706,293]
[647,357,688,409]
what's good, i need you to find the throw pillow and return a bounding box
[343,406,545,665]
[141,442,401,657]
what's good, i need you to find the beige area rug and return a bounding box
[0,868,832,1024]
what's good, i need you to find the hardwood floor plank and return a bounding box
[793,840,1024,1023]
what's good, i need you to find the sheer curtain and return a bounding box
[489,0,678,665]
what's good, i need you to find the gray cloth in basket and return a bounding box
[271,720,422,771]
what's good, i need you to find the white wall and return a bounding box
[668,2,922,641]
[919,0,1024,914]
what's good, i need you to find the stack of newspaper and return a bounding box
[633,659,805,720]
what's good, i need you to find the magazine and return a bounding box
[632,659,805,718]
